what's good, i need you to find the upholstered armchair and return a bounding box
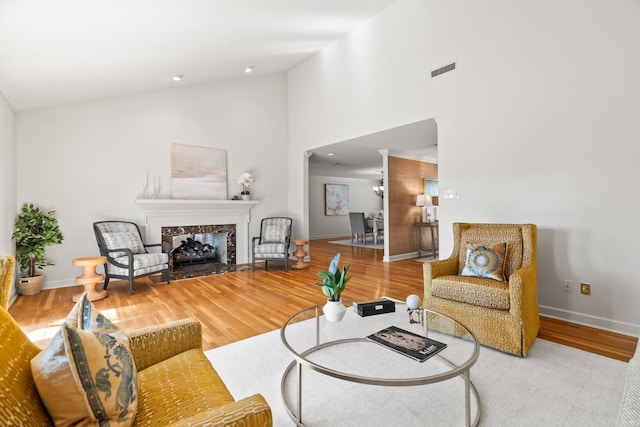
[93,221,170,294]
[252,217,292,271]
[423,223,539,356]
[0,305,272,426]
[1,255,15,309]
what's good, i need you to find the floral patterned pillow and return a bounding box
[31,294,138,426]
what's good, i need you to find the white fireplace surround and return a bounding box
[135,199,259,264]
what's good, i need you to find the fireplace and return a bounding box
[162,224,236,279]
[135,199,258,269]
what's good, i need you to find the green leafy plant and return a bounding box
[316,253,351,302]
[12,203,64,277]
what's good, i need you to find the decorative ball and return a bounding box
[406,294,422,310]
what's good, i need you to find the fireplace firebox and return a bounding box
[161,224,236,280]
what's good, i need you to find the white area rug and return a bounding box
[205,317,627,426]
[329,239,383,250]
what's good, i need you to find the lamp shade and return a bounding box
[416,194,427,207]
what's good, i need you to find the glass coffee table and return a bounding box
[280,302,480,426]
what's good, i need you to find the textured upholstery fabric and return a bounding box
[0,305,272,426]
[424,223,539,357]
[460,242,507,281]
[431,275,510,310]
[252,217,292,271]
[0,255,15,309]
[0,306,52,425]
[107,253,169,276]
[31,294,138,426]
[93,221,170,294]
[102,232,146,257]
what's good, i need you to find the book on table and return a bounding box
[366,325,447,362]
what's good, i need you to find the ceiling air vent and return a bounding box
[431,62,456,78]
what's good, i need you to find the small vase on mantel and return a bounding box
[323,299,346,322]
[240,193,251,201]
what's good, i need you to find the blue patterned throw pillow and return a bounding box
[460,242,508,281]
[31,293,138,426]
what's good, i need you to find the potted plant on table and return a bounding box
[236,172,254,200]
[12,203,64,295]
[316,252,351,322]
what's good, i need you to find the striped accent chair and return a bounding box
[252,217,292,271]
[93,221,170,294]
[424,223,539,357]
[0,305,272,426]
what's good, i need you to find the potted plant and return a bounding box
[316,252,351,322]
[236,172,254,200]
[12,203,64,295]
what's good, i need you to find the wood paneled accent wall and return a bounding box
[387,156,438,257]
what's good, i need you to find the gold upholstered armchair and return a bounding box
[423,223,539,357]
[1,255,15,309]
[0,302,272,426]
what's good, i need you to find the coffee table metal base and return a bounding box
[280,309,480,427]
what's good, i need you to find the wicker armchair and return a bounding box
[0,306,272,426]
[423,223,539,356]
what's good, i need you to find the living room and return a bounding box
[1,0,640,424]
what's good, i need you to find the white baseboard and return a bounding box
[539,305,640,337]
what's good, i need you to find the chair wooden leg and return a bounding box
[165,269,170,284]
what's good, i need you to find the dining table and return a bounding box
[365,219,384,245]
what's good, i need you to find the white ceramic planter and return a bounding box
[323,299,346,322]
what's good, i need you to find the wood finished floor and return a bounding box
[8,238,637,362]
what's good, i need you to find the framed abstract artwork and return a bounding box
[171,144,227,200]
[325,184,349,216]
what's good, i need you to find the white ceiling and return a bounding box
[0,0,436,176]
[308,119,438,180]
[0,0,397,112]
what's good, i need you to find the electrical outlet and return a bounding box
[580,282,591,295]
[563,280,572,293]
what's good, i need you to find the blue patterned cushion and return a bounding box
[460,242,507,282]
[31,294,138,426]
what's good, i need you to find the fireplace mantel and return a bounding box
[135,199,259,264]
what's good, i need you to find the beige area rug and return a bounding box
[206,307,627,426]
[328,238,383,250]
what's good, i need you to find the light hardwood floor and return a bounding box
[8,238,637,361]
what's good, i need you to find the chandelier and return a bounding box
[372,173,384,198]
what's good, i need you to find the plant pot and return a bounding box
[18,275,44,295]
[240,194,251,200]
[323,299,346,322]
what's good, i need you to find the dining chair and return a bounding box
[348,212,374,244]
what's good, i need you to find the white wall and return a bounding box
[309,175,383,239]
[17,74,288,288]
[0,91,16,255]
[288,0,640,333]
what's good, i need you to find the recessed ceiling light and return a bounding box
[327,152,335,156]
[245,66,254,73]
[172,74,183,81]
